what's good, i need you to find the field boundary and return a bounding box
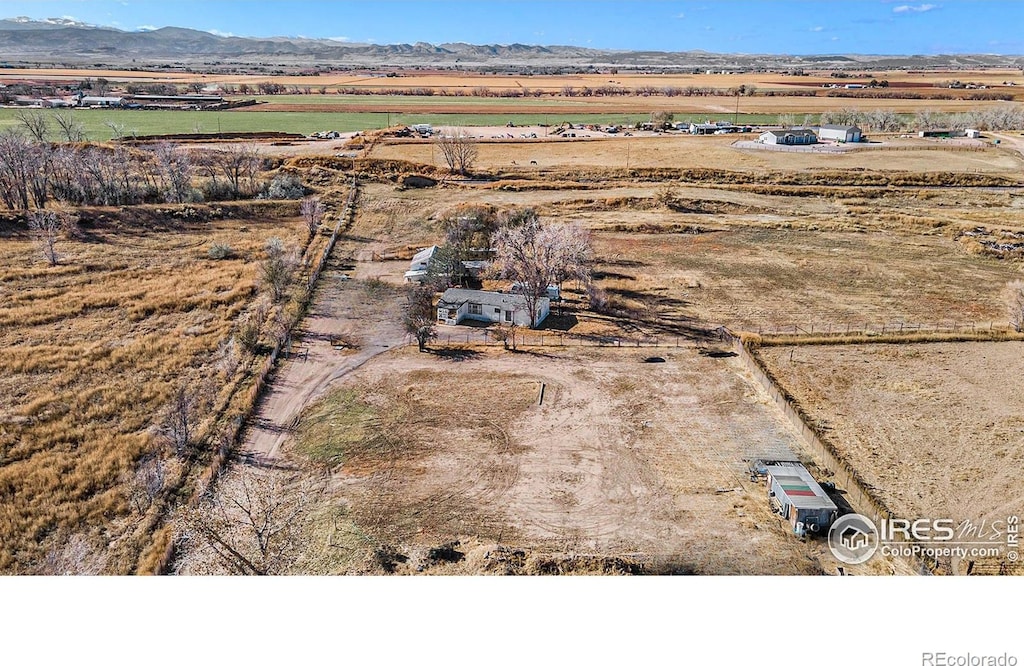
[741,320,1023,347]
[148,177,361,574]
[727,330,940,575]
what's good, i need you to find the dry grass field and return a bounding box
[0,204,306,573]
[4,66,1021,94]
[371,133,1024,173]
[758,342,1024,572]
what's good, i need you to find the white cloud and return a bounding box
[810,26,824,32]
[674,12,685,19]
[136,25,156,31]
[207,28,235,37]
[893,4,938,14]
[327,36,350,42]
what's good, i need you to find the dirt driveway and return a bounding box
[241,255,410,464]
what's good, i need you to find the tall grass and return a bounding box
[0,204,307,572]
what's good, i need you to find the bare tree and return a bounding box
[105,120,127,140]
[300,196,325,238]
[28,209,64,266]
[216,143,262,198]
[15,110,50,142]
[180,470,324,575]
[124,453,167,514]
[52,110,86,142]
[435,127,478,175]
[260,237,298,301]
[0,131,36,210]
[492,211,593,328]
[159,385,200,460]
[1006,280,1024,332]
[404,284,437,352]
[153,142,194,203]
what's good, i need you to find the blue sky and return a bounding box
[1,0,1022,54]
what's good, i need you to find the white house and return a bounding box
[818,124,862,143]
[404,245,438,283]
[436,288,550,328]
[759,129,818,145]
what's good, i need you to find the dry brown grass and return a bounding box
[0,206,306,573]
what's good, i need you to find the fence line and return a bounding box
[727,330,940,575]
[432,327,699,349]
[151,176,361,574]
[751,319,1015,338]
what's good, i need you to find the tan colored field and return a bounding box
[758,342,1024,573]
[371,133,1024,173]
[0,205,306,573]
[4,67,1021,93]
[237,345,866,575]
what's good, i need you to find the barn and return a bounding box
[758,129,818,145]
[765,462,838,536]
[436,288,549,328]
[818,124,862,143]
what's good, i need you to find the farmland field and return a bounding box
[758,342,1024,573]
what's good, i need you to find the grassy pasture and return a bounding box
[0,207,305,572]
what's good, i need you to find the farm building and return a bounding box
[689,121,738,135]
[818,124,862,143]
[404,245,438,283]
[78,96,125,107]
[764,462,838,536]
[436,288,549,328]
[758,129,818,145]
[918,129,963,138]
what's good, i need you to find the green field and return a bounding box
[0,107,784,140]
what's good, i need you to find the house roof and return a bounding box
[766,464,838,511]
[820,124,860,131]
[411,245,438,264]
[437,288,549,311]
[80,96,124,103]
[763,129,817,137]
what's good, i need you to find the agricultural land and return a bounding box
[1,64,1023,576]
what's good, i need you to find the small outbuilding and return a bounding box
[818,124,862,143]
[404,245,438,283]
[765,462,838,536]
[436,288,549,328]
[78,96,125,108]
[759,129,818,146]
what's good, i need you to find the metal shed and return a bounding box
[818,124,862,143]
[765,462,837,536]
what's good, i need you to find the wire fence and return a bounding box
[433,327,704,349]
[750,320,1018,337]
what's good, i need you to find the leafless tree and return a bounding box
[260,237,298,301]
[1006,280,1024,332]
[15,110,50,142]
[0,131,37,210]
[104,120,127,140]
[28,209,64,266]
[124,453,167,514]
[216,143,262,198]
[436,127,478,175]
[300,195,325,238]
[237,298,270,353]
[404,284,437,352]
[153,142,194,203]
[492,211,594,328]
[159,385,200,460]
[179,470,325,575]
[36,530,109,575]
[52,110,86,142]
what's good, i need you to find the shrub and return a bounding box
[207,243,233,260]
[260,174,306,200]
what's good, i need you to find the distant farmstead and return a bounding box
[78,96,124,108]
[759,129,818,145]
[818,124,862,143]
[436,288,549,328]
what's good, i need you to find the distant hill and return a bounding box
[0,18,1021,69]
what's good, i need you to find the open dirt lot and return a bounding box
[280,345,871,575]
[758,342,1024,572]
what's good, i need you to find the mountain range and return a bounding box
[1,17,1021,70]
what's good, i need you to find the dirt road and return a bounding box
[241,259,410,464]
